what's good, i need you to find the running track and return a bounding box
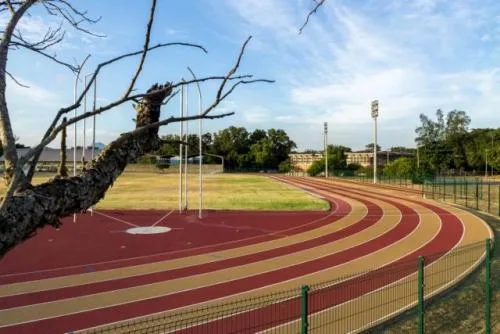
[0,176,492,333]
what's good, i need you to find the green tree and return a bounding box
[365,143,381,152]
[383,157,416,177]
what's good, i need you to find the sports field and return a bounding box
[0,174,493,333]
[2,170,328,211]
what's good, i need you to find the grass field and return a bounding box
[2,169,328,211]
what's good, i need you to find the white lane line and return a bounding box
[93,211,139,228]
[0,200,343,282]
[151,210,174,227]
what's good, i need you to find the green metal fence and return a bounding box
[81,239,497,334]
[423,177,500,217]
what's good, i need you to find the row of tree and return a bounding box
[153,126,296,171]
[416,110,499,174]
[306,110,498,178]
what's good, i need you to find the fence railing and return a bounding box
[422,177,500,217]
[81,239,495,334]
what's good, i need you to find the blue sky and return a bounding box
[4,0,500,151]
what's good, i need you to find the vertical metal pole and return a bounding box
[418,256,425,334]
[301,285,309,334]
[488,182,491,213]
[83,76,87,166]
[179,85,184,213]
[374,117,378,184]
[465,180,468,207]
[485,150,488,178]
[453,177,456,204]
[73,72,80,223]
[476,180,479,210]
[91,75,97,216]
[324,122,328,178]
[485,238,491,334]
[187,70,203,219]
[184,85,188,211]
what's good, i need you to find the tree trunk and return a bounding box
[57,117,68,177]
[0,83,171,255]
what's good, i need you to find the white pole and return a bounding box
[485,150,488,178]
[374,117,377,184]
[91,75,97,216]
[184,85,188,211]
[371,100,379,184]
[324,122,328,178]
[187,66,203,218]
[179,85,184,213]
[73,72,81,223]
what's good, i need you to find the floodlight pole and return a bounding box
[371,100,379,184]
[324,122,328,178]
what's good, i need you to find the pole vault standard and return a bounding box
[72,71,81,223]
[90,75,97,216]
[187,67,203,219]
[179,84,184,213]
[184,85,189,211]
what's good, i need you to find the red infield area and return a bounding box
[0,176,492,333]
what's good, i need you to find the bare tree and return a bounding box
[0,0,272,255]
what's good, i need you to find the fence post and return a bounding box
[488,182,491,213]
[418,256,425,334]
[485,239,491,334]
[453,178,456,204]
[465,180,468,207]
[301,285,309,334]
[476,181,479,210]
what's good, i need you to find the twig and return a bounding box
[5,71,29,88]
[299,0,326,34]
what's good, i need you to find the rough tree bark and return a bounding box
[0,83,171,255]
[57,117,68,177]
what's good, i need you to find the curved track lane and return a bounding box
[0,176,491,333]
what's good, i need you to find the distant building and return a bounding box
[346,150,413,168]
[289,153,324,173]
[0,147,102,172]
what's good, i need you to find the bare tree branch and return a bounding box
[299,0,326,34]
[123,0,156,98]
[5,0,14,14]
[5,70,29,88]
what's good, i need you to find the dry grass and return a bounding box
[2,170,328,211]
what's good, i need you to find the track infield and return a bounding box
[0,175,492,333]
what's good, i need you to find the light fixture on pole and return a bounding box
[371,100,379,184]
[324,122,328,178]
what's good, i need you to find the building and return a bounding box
[0,147,102,172]
[346,151,414,168]
[289,153,324,173]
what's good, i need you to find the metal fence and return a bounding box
[81,239,496,334]
[422,177,500,217]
